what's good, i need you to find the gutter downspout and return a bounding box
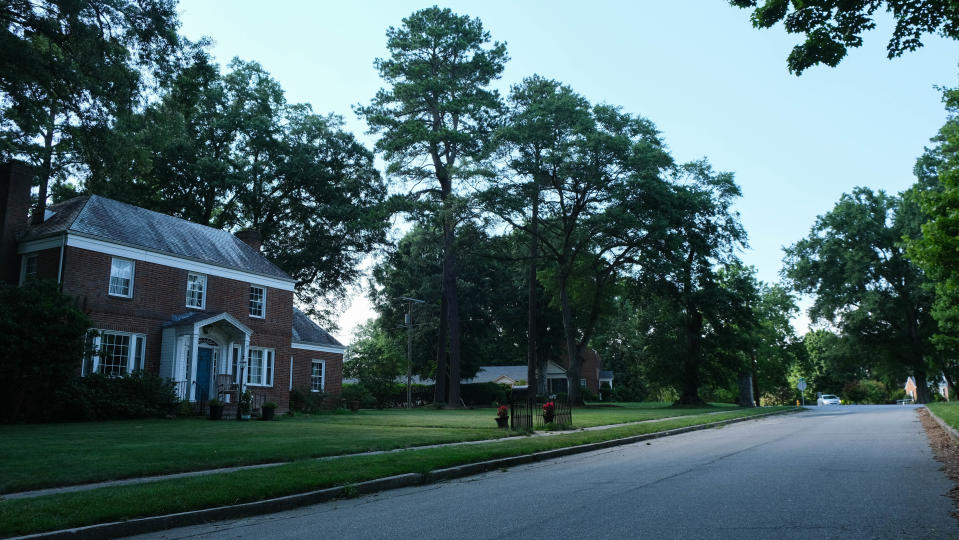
[57,234,65,284]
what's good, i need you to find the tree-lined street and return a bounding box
[135,407,956,539]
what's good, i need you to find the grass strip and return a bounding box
[0,403,737,494]
[927,403,959,431]
[0,406,792,537]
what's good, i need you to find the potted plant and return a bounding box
[495,404,509,428]
[208,398,224,420]
[542,401,555,424]
[238,390,253,420]
[262,401,277,421]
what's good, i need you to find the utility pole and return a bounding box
[398,296,425,409]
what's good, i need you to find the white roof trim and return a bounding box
[292,341,345,354]
[66,233,296,291]
[18,236,63,253]
[544,361,566,375]
[191,312,253,336]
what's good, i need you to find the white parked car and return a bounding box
[817,394,841,405]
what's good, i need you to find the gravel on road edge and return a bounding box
[920,407,959,524]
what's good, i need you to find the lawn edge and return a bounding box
[16,407,798,540]
[924,405,959,444]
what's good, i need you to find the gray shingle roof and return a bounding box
[22,195,293,282]
[465,366,530,384]
[292,308,343,348]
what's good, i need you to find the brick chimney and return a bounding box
[0,161,33,284]
[235,229,262,252]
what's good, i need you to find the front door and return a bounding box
[196,347,213,401]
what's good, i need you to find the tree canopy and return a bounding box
[729,0,959,74]
[784,186,936,402]
[81,56,390,325]
[0,0,181,221]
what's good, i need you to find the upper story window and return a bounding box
[186,272,206,309]
[249,285,266,318]
[109,258,134,298]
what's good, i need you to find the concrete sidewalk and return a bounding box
[3,408,743,501]
[14,408,799,540]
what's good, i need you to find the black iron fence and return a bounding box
[510,393,572,431]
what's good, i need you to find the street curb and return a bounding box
[15,407,798,540]
[924,406,959,444]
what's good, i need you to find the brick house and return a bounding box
[0,161,344,412]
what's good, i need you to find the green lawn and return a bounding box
[0,402,738,494]
[0,406,793,537]
[927,402,959,429]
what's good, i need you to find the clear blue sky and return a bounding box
[177,1,957,343]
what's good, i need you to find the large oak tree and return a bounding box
[784,187,936,402]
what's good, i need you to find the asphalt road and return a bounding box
[133,406,957,540]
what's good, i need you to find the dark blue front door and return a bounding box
[196,348,212,401]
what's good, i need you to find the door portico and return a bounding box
[160,312,252,402]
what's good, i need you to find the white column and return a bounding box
[240,333,251,394]
[189,327,200,402]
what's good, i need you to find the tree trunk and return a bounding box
[678,309,705,405]
[558,276,579,404]
[907,308,930,404]
[738,372,755,407]
[914,362,930,404]
[752,353,760,407]
[677,251,705,406]
[443,218,463,408]
[527,189,539,392]
[434,282,448,405]
[32,102,57,225]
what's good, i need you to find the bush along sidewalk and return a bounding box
[0,407,795,538]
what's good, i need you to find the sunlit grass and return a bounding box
[927,402,959,430]
[0,401,745,494]
[0,407,792,537]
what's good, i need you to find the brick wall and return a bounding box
[0,161,32,284]
[581,349,601,394]
[291,348,344,399]
[60,245,298,410]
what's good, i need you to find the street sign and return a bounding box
[797,378,807,391]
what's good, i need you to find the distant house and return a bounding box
[0,161,344,412]
[904,377,918,401]
[939,377,951,401]
[463,349,613,395]
[365,353,614,397]
[465,365,529,387]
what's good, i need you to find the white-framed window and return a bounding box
[186,272,206,309]
[249,285,266,318]
[84,330,146,376]
[247,347,274,387]
[109,258,134,297]
[19,253,38,284]
[311,359,326,392]
[580,378,587,388]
